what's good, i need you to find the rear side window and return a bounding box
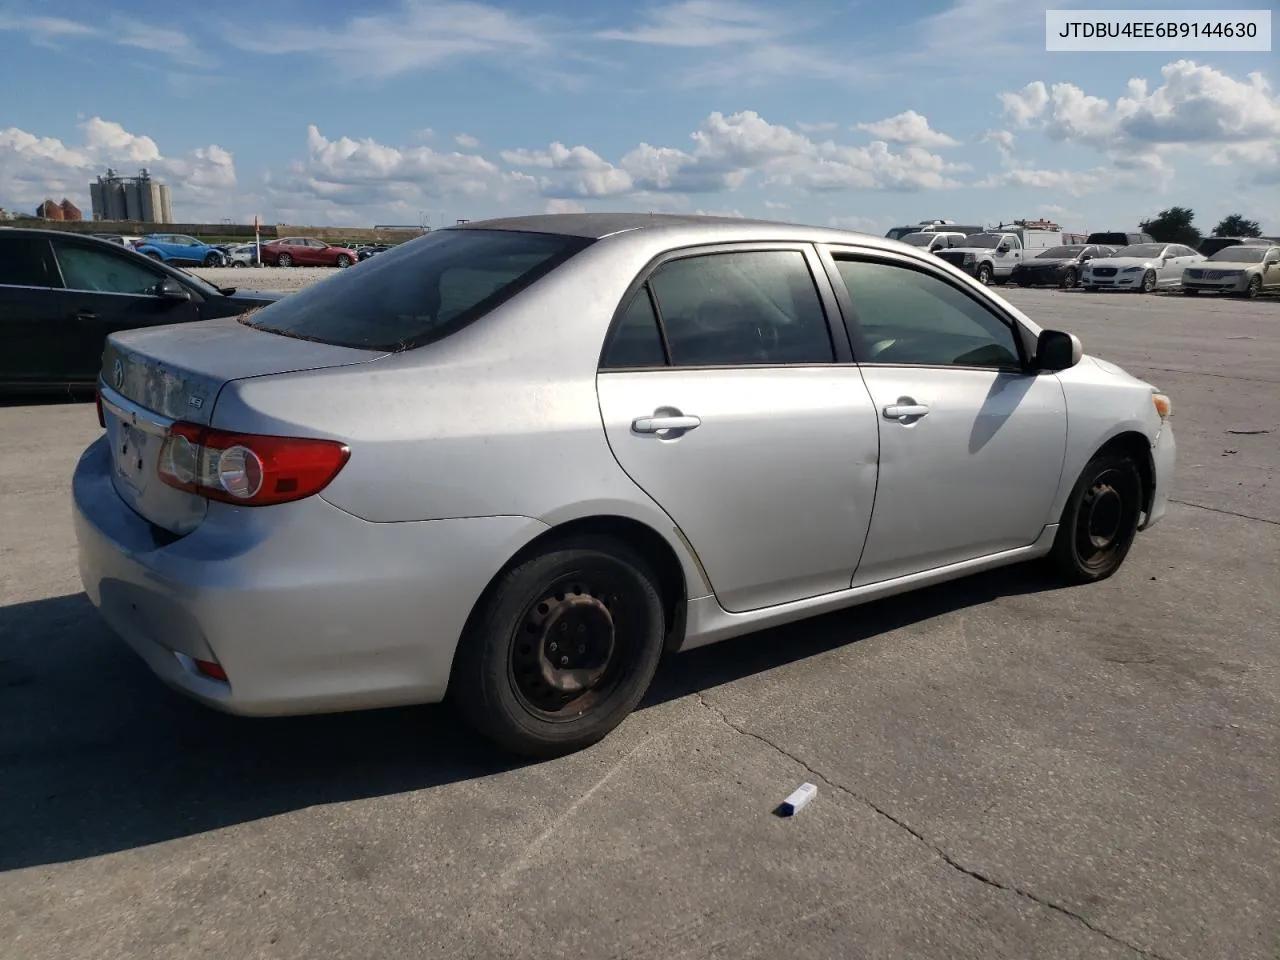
[0,236,63,288]
[242,229,592,351]
[601,286,667,369]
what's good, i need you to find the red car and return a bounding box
[261,236,358,268]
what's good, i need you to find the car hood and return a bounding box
[1194,262,1258,272]
[1085,257,1158,270]
[943,246,1003,256]
[224,289,286,306]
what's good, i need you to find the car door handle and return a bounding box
[882,402,929,421]
[73,311,98,323]
[632,414,701,434]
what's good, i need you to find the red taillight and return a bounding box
[95,385,105,427]
[156,422,350,506]
[194,659,228,681]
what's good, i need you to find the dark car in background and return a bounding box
[356,244,392,261]
[1086,231,1155,247]
[1010,244,1116,288]
[1196,236,1268,258]
[0,228,282,392]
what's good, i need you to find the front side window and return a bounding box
[241,228,592,351]
[646,250,834,367]
[834,257,1022,369]
[52,241,164,295]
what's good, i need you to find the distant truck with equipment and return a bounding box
[884,219,985,240]
[933,220,1067,285]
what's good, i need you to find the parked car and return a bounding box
[1196,236,1266,258]
[1080,242,1204,292]
[72,213,1176,757]
[134,233,226,268]
[260,236,358,268]
[898,231,968,253]
[224,243,261,267]
[1182,243,1280,298]
[1086,231,1156,247]
[356,244,392,261]
[1010,244,1116,288]
[0,228,282,391]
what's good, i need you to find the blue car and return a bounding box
[134,233,225,267]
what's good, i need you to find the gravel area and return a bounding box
[192,265,339,294]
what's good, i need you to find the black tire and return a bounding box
[450,535,667,758]
[203,252,221,267]
[1182,288,1199,295]
[1244,276,1262,299]
[1140,269,1157,293]
[145,251,163,261]
[1061,268,1077,289]
[277,252,293,268]
[1048,451,1144,585]
[336,254,352,268]
[1083,285,1099,293]
[976,263,993,286]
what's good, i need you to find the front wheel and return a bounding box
[336,254,352,268]
[1048,451,1144,585]
[1140,269,1157,293]
[450,536,667,758]
[976,263,993,286]
[202,252,222,267]
[1061,268,1077,289]
[1243,276,1262,299]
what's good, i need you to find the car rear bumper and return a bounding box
[72,434,546,716]
[1142,421,1175,530]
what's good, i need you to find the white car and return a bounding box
[1182,244,1280,298]
[1081,242,1204,293]
[224,243,260,267]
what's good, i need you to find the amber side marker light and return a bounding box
[1152,393,1172,420]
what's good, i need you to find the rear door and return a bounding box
[47,237,201,382]
[595,244,881,613]
[0,234,67,387]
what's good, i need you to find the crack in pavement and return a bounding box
[1169,499,1280,527]
[694,693,1172,960]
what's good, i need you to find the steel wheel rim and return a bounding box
[508,571,634,721]
[1074,467,1138,571]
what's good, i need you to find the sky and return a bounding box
[0,0,1276,236]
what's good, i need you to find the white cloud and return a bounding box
[827,215,884,234]
[997,61,1280,185]
[854,111,959,149]
[796,122,838,133]
[455,133,481,149]
[222,0,554,79]
[980,129,1018,166]
[0,117,235,218]
[544,199,587,214]
[763,200,790,209]
[0,14,211,67]
[595,0,775,47]
[692,208,746,217]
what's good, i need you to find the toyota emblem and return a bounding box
[113,359,124,390]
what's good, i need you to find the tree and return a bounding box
[1139,206,1201,246]
[1210,214,1262,238]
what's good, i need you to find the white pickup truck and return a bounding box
[934,229,1061,285]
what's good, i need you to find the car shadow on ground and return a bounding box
[0,564,1061,872]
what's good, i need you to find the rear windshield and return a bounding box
[1088,233,1130,245]
[241,228,592,351]
[1038,245,1085,259]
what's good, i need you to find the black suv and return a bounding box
[0,228,283,392]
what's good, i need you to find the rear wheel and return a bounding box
[277,252,293,268]
[1140,269,1157,293]
[451,536,667,758]
[145,251,163,261]
[1048,451,1144,585]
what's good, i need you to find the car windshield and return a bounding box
[1114,243,1166,258]
[241,228,593,351]
[962,233,1005,248]
[900,233,936,246]
[1038,246,1085,259]
[1207,246,1270,263]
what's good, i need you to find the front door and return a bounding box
[823,248,1067,586]
[48,238,201,382]
[595,245,881,613]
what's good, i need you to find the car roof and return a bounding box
[450,211,881,245]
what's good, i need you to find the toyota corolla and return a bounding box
[72,213,1175,757]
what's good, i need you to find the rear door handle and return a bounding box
[632,414,701,434]
[882,402,929,422]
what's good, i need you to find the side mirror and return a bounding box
[156,277,192,301]
[1035,329,1082,372]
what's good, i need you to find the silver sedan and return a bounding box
[72,213,1176,757]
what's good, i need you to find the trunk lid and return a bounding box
[100,317,386,535]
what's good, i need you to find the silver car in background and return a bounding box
[72,213,1175,757]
